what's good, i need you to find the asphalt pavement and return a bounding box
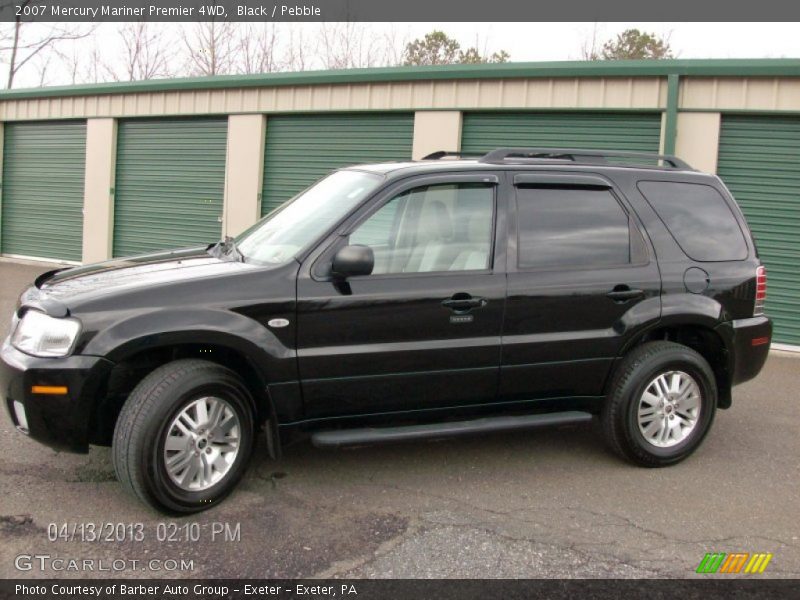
[0,259,798,579]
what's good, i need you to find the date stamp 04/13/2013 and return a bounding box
[46,521,241,544]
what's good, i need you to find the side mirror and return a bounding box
[331,244,374,279]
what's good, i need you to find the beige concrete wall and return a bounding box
[658,112,668,155]
[0,77,667,121]
[675,112,721,174]
[223,114,266,236]
[412,111,462,159]
[0,122,3,252]
[81,118,116,263]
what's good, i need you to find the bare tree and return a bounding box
[82,40,112,84]
[319,23,388,69]
[50,34,117,85]
[115,22,173,81]
[379,25,410,67]
[0,0,93,88]
[181,21,235,76]
[34,48,51,86]
[53,42,83,85]
[283,26,311,72]
[580,23,602,60]
[236,23,279,74]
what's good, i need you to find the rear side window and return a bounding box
[516,187,638,269]
[638,181,747,261]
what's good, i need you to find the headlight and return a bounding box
[11,310,81,357]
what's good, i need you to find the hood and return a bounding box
[33,246,253,304]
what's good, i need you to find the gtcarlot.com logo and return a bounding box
[14,554,194,572]
[696,552,773,574]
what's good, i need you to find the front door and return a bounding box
[296,174,507,418]
[500,173,662,401]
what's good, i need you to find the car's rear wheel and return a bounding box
[112,359,255,513]
[601,341,717,467]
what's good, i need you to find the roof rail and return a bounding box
[478,148,693,170]
[422,150,484,160]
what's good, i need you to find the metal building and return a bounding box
[0,59,798,347]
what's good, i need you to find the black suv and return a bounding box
[1,148,772,513]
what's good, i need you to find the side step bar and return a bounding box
[310,411,593,448]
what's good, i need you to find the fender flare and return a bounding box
[83,308,295,450]
[618,292,726,356]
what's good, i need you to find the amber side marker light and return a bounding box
[31,385,68,395]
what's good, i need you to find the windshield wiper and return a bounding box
[210,236,245,262]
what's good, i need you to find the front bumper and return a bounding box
[0,340,114,453]
[715,315,772,387]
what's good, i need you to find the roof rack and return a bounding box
[478,148,693,170]
[422,150,484,160]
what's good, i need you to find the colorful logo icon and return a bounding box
[696,552,773,574]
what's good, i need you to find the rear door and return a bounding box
[500,173,662,401]
[296,173,507,418]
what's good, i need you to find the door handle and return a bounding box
[606,286,646,303]
[442,293,487,312]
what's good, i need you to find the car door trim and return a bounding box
[305,171,505,283]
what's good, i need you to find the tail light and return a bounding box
[754,265,767,316]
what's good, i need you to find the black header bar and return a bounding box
[2,0,800,22]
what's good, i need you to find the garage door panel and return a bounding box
[114,119,226,257]
[1,121,86,262]
[261,113,414,217]
[461,112,662,155]
[718,115,800,346]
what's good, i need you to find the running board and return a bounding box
[310,411,593,448]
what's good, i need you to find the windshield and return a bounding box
[235,170,383,264]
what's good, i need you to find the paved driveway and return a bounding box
[0,259,798,579]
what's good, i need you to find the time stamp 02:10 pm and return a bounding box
[16,3,323,18]
[47,521,241,543]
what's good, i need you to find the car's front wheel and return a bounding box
[601,341,717,467]
[112,359,255,513]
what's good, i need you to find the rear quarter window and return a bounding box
[637,181,748,261]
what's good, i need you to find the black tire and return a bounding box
[112,359,255,514]
[601,341,717,467]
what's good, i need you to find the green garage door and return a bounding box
[718,115,800,346]
[114,119,227,257]
[1,121,86,262]
[261,113,414,216]
[461,112,662,155]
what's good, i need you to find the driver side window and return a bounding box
[349,182,495,275]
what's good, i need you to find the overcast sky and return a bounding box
[5,22,800,89]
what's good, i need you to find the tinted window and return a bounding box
[350,183,494,274]
[517,187,632,269]
[638,181,747,262]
